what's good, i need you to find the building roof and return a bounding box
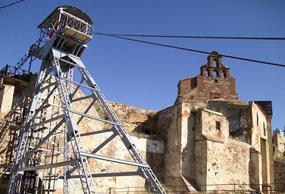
[38,5,93,28]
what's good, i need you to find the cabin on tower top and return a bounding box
[175,51,239,103]
[38,5,93,43]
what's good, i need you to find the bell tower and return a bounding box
[176,51,239,103]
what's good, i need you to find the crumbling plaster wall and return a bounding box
[195,108,251,191]
[156,101,252,191]
[156,100,274,192]
[207,101,251,137]
[249,102,273,186]
[156,104,182,188]
[250,102,268,151]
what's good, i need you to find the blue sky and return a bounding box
[0,0,284,130]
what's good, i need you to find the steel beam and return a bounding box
[29,85,58,122]
[71,94,93,103]
[18,160,76,171]
[58,57,86,69]
[69,171,141,178]
[69,77,84,99]
[80,152,149,168]
[80,128,113,137]
[76,99,96,125]
[68,109,122,126]
[39,82,56,92]
[23,119,65,162]
[58,76,100,92]
[31,115,64,127]
[91,133,117,154]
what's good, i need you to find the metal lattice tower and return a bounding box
[8,6,166,194]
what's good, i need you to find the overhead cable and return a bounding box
[95,32,285,68]
[0,0,27,10]
[94,32,285,41]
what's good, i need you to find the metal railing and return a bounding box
[0,64,33,82]
[59,10,93,38]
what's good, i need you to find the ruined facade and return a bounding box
[273,132,285,191]
[0,52,280,193]
[152,52,274,192]
[273,132,285,160]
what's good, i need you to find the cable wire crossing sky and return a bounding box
[0,0,284,130]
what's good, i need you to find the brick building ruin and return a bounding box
[0,51,283,193]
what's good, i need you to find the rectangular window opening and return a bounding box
[216,121,221,131]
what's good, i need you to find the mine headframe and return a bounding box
[7,5,166,194]
[0,5,93,86]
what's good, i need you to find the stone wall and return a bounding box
[156,104,184,189]
[250,102,274,186]
[274,160,285,191]
[273,133,285,191]
[273,133,285,160]
[154,99,274,192]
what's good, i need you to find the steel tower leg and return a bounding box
[8,47,166,194]
[8,61,52,194]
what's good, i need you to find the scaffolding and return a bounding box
[7,5,166,194]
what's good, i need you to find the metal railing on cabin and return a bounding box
[59,10,93,38]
